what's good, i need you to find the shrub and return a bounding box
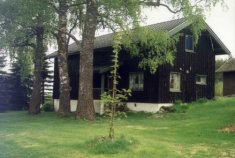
[195,98,208,104]
[160,103,189,113]
[86,135,135,154]
[215,81,223,96]
[103,110,127,119]
[42,102,54,112]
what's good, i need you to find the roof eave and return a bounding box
[205,23,231,55]
[169,20,231,56]
[168,20,193,36]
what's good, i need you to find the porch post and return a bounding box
[101,74,105,93]
[99,74,105,115]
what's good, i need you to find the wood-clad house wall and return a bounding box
[158,30,215,103]
[53,29,215,103]
[223,72,235,96]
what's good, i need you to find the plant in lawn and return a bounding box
[101,33,131,139]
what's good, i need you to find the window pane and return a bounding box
[170,73,181,92]
[196,75,207,85]
[185,35,193,51]
[129,73,144,91]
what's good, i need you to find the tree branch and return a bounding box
[140,0,183,14]
[66,14,80,47]
[64,31,81,48]
[69,2,86,8]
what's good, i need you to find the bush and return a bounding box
[195,98,208,104]
[161,103,189,113]
[102,103,128,119]
[86,135,135,154]
[42,102,54,112]
[103,110,127,119]
[215,81,223,96]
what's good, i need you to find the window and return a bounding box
[196,75,207,85]
[185,35,194,52]
[129,72,144,91]
[170,72,181,92]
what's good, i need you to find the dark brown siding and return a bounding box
[155,30,215,103]
[53,30,215,103]
[53,58,59,99]
[223,72,235,96]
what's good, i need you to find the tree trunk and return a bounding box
[28,27,44,115]
[76,0,98,120]
[57,0,71,116]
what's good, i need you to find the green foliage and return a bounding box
[0,0,55,56]
[215,59,227,70]
[86,135,135,154]
[162,103,189,113]
[10,53,33,109]
[17,51,34,82]
[97,0,141,31]
[103,110,128,119]
[122,28,179,74]
[195,98,208,104]
[101,90,131,109]
[189,16,205,46]
[215,81,223,96]
[42,102,54,112]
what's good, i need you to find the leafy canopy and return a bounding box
[122,28,179,73]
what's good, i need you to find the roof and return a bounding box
[216,58,235,73]
[47,18,231,58]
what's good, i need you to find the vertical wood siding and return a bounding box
[53,29,215,103]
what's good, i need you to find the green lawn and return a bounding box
[0,97,235,158]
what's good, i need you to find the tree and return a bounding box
[101,33,131,139]
[0,0,55,114]
[75,0,98,120]
[48,0,84,116]
[10,51,34,109]
[54,0,71,116]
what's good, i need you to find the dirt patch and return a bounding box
[219,125,235,133]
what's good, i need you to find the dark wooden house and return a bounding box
[216,58,235,96]
[48,18,230,113]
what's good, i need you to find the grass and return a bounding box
[0,97,235,158]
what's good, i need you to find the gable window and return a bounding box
[185,35,194,52]
[129,72,144,91]
[196,75,207,85]
[170,72,181,92]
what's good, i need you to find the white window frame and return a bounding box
[196,75,207,85]
[185,35,194,52]
[129,72,144,91]
[169,72,181,92]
